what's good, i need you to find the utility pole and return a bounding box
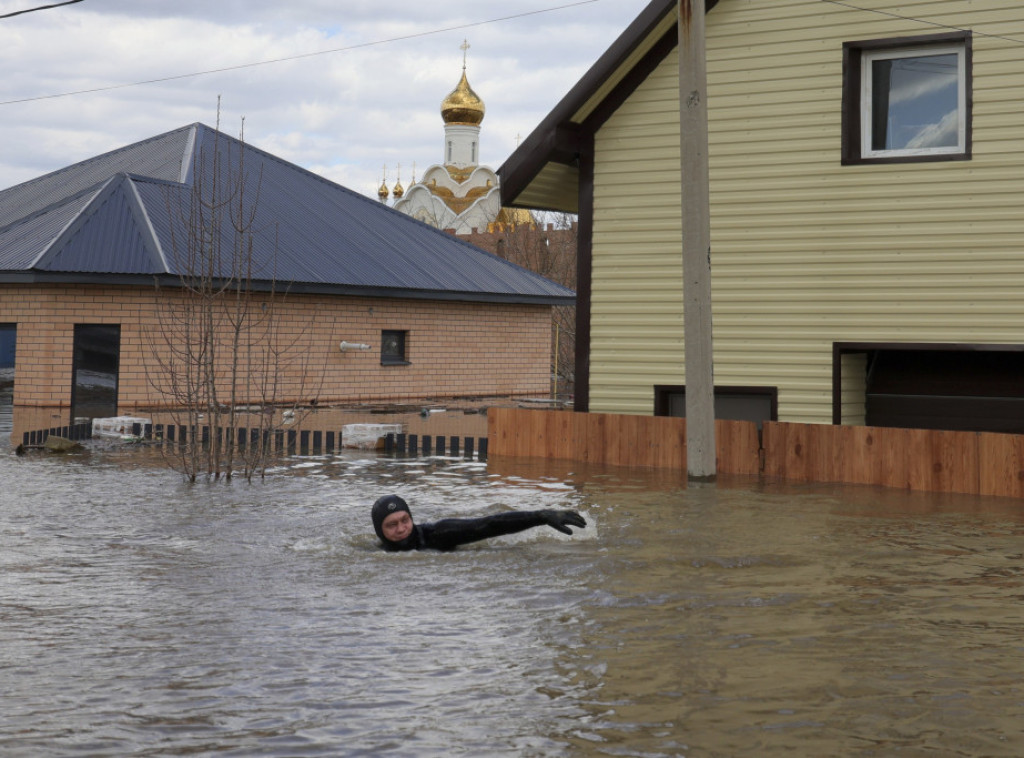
[678,0,716,480]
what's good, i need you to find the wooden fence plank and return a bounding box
[875,426,908,490]
[979,432,1024,499]
[781,422,816,482]
[835,425,872,486]
[654,415,686,469]
[904,428,979,495]
[585,413,607,465]
[716,419,759,476]
[761,422,783,479]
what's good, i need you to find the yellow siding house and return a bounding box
[500,0,1024,435]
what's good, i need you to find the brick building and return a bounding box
[0,123,572,428]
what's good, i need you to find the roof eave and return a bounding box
[0,271,575,307]
[498,0,719,211]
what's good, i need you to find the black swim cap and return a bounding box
[371,494,412,542]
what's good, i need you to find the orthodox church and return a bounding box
[384,47,532,234]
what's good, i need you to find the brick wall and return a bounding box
[0,283,551,410]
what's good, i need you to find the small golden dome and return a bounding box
[489,207,537,232]
[441,70,485,126]
[392,179,405,199]
[377,179,389,201]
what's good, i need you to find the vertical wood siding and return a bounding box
[590,0,1024,422]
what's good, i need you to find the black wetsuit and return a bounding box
[385,511,575,552]
[371,494,586,552]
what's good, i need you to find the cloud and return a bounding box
[905,109,960,150]
[0,0,651,196]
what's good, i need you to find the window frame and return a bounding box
[653,385,778,430]
[842,31,972,166]
[380,329,409,366]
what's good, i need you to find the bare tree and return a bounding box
[485,211,577,398]
[146,115,323,481]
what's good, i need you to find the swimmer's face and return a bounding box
[381,510,413,543]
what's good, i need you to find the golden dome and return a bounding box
[392,179,404,199]
[489,207,537,232]
[377,179,389,202]
[441,70,485,126]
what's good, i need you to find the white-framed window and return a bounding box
[842,32,971,165]
[862,45,965,158]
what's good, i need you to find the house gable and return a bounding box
[498,0,718,213]
[500,0,1024,425]
[31,175,167,275]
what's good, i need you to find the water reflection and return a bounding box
[2,444,1024,756]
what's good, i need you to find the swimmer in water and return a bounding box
[371,494,587,552]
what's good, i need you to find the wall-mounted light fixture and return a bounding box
[339,341,372,352]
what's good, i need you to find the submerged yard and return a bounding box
[3,422,1024,756]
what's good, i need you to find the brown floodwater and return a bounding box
[2,430,1024,756]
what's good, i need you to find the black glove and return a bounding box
[540,509,587,535]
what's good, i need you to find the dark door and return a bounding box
[71,324,121,421]
[0,324,14,435]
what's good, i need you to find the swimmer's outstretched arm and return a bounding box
[420,509,586,551]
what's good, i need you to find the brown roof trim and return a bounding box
[498,0,718,206]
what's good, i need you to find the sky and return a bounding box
[0,0,653,198]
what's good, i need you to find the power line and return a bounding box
[0,0,83,20]
[819,0,1024,46]
[0,0,601,106]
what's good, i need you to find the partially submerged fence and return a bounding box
[487,408,759,475]
[383,433,487,460]
[21,421,93,446]
[21,422,489,460]
[762,422,1024,499]
[487,408,1024,499]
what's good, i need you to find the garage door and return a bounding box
[865,349,1024,434]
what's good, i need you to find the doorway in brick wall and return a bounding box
[0,324,14,432]
[71,324,121,422]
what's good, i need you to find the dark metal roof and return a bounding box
[0,123,574,306]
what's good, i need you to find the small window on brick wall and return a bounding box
[842,31,971,165]
[381,330,409,366]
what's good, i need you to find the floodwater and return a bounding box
[3,435,1024,756]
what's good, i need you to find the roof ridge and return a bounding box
[0,180,106,239]
[124,175,170,274]
[0,123,199,197]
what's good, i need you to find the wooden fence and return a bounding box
[487,408,760,475]
[487,408,1024,499]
